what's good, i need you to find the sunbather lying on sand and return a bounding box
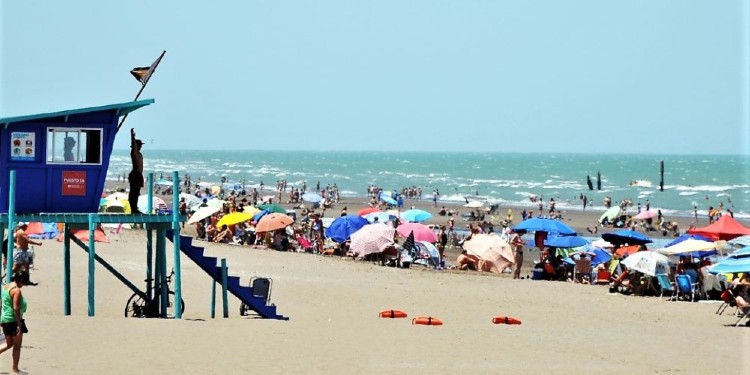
[456,250,479,271]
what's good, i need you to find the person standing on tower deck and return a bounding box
[128,128,144,214]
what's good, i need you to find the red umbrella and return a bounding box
[396,223,437,242]
[357,207,381,217]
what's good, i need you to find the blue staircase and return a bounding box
[166,231,288,320]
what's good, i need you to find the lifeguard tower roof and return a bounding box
[0,99,154,214]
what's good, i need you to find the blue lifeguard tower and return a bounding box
[0,99,287,320]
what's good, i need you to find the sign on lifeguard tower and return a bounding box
[0,99,154,213]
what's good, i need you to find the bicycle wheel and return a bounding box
[164,291,186,319]
[124,292,148,318]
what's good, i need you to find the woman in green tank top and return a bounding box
[0,271,29,374]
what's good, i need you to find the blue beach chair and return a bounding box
[655,274,675,301]
[675,274,698,302]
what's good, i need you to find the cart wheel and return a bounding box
[239,302,249,316]
[125,293,148,318]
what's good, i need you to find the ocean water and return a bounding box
[107,151,750,219]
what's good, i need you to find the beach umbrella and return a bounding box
[179,193,202,208]
[137,195,168,213]
[396,222,437,243]
[216,212,252,228]
[255,213,294,233]
[206,199,227,209]
[464,200,484,208]
[634,210,658,220]
[656,239,719,257]
[239,205,261,217]
[545,235,589,248]
[211,185,221,196]
[727,235,750,249]
[301,192,323,203]
[400,209,432,223]
[462,233,515,274]
[379,194,398,206]
[709,249,750,274]
[615,245,641,257]
[325,215,369,243]
[599,207,621,224]
[602,230,652,245]
[664,234,712,248]
[357,207,381,217]
[187,205,221,224]
[350,223,396,257]
[252,209,270,222]
[258,203,286,214]
[364,212,397,224]
[620,251,671,276]
[563,247,612,268]
[513,218,576,236]
[731,246,750,257]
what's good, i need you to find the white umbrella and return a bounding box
[187,205,220,224]
[137,195,168,213]
[179,193,202,208]
[591,239,614,249]
[350,223,395,257]
[656,239,719,256]
[620,251,671,276]
[464,200,484,208]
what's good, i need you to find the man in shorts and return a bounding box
[13,223,41,284]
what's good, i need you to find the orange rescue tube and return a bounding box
[379,310,408,318]
[412,316,443,326]
[492,316,522,325]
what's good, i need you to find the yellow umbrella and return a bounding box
[241,205,261,217]
[217,212,252,228]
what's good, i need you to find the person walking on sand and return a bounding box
[12,223,40,284]
[0,271,30,374]
[128,128,144,214]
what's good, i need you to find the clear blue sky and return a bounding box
[2,1,749,154]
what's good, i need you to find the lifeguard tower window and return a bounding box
[46,128,102,164]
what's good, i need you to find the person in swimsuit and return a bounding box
[0,271,30,374]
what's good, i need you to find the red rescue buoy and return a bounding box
[492,316,522,325]
[412,316,443,326]
[379,310,408,318]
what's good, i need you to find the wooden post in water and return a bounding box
[659,161,664,192]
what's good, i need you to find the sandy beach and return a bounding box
[5,189,749,374]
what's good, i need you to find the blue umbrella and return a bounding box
[665,234,712,248]
[513,218,576,236]
[709,253,750,274]
[379,192,397,206]
[563,247,612,267]
[400,209,432,223]
[601,230,652,245]
[545,235,589,248]
[325,215,369,243]
[301,192,323,203]
[252,209,270,222]
[731,245,750,257]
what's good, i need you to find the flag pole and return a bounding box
[117,50,166,132]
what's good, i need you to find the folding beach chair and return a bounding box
[655,273,676,301]
[716,289,736,315]
[239,277,274,317]
[732,294,750,327]
[574,257,593,284]
[675,274,698,302]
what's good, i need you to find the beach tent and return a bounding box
[57,226,110,243]
[409,241,441,268]
[27,222,61,240]
[688,215,750,241]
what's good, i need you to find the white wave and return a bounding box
[679,192,699,196]
[673,185,733,192]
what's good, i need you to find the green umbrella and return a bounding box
[599,207,621,224]
[259,203,286,214]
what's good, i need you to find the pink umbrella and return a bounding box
[350,223,395,257]
[634,210,658,220]
[396,223,437,243]
[462,234,514,274]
